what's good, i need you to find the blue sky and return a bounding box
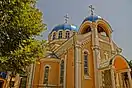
[37,0,132,60]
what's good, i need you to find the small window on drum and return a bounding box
[52,32,56,40]
[66,31,70,39]
[58,31,62,39]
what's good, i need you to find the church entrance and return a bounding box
[121,72,130,88]
[100,69,131,88]
[114,72,131,88]
[111,55,132,88]
[99,55,132,88]
[0,80,4,88]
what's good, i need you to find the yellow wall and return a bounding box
[66,47,75,88]
[33,58,60,88]
[33,63,40,88]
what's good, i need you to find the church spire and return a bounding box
[89,5,94,16]
[64,13,69,23]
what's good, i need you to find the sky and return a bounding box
[36,0,132,60]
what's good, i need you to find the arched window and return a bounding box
[60,60,64,84]
[100,32,107,36]
[84,51,88,75]
[58,31,62,39]
[98,26,107,37]
[81,26,91,34]
[43,66,49,84]
[66,31,70,39]
[52,32,56,40]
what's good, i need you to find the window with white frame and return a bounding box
[58,31,62,39]
[52,32,56,40]
[65,31,70,39]
[43,66,49,84]
[84,51,89,75]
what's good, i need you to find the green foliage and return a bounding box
[0,0,46,73]
[0,39,47,73]
[0,0,45,55]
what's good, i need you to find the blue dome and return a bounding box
[82,15,102,23]
[52,24,78,32]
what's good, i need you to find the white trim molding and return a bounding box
[44,64,51,69]
[75,46,82,88]
[82,49,90,55]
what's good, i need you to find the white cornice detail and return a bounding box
[99,38,110,44]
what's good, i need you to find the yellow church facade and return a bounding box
[26,12,132,88]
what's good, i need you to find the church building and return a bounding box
[27,6,132,88]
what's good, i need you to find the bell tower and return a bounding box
[89,5,100,88]
[78,4,114,88]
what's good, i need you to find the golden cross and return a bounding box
[64,13,69,23]
[89,5,94,16]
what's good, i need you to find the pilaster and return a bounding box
[91,22,100,88]
[75,44,82,88]
[64,53,67,88]
[110,66,116,88]
[118,73,123,88]
[116,73,120,88]
[98,70,102,88]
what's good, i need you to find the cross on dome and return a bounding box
[64,13,69,23]
[89,5,94,16]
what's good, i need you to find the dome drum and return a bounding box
[49,24,78,41]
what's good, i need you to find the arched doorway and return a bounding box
[111,55,132,88]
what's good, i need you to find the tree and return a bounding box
[0,0,46,86]
[0,0,45,55]
[0,39,47,72]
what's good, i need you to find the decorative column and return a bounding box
[118,73,123,88]
[75,44,82,88]
[27,64,35,88]
[111,66,116,88]
[91,22,100,88]
[116,73,120,88]
[64,53,67,88]
[127,71,132,88]
[99,70,103,88]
